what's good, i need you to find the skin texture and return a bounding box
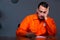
[37,5,49,20]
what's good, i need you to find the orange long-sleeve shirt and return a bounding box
[16,13,56,36]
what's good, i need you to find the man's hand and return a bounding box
[44,14,47,20]
[25,32,36,38]
[44,8,49,20]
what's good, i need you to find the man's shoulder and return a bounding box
[48,16,54,20]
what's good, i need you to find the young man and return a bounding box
[16,2,56,38]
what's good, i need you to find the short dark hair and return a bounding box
[38,2,49,8]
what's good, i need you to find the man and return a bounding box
[16,2,56,38]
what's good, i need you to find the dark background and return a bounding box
[0,0,60,37]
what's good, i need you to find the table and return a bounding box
[16,36,60,40]
[0,36,60,40]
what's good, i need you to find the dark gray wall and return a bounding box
[0,0,60,37]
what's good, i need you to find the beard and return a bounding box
[38,16,45,21]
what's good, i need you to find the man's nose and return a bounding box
[40,14,44,16]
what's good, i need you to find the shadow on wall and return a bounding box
[0,10,2,29]
[11,0,19,4]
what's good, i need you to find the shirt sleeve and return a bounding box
[45,17,57,36]
[16,16,30,36]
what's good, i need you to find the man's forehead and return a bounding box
[38,5,49,11]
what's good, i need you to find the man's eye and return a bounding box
[43,12,46,13]
[40,11,42,13]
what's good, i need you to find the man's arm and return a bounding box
[45,17,56,36]
[16,16,30,37]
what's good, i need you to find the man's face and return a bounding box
[37,5,49,19]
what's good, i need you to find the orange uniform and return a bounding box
[16,13,56,36]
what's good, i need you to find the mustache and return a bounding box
[38,16,45,21]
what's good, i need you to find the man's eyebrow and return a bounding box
[39,10,46,12]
